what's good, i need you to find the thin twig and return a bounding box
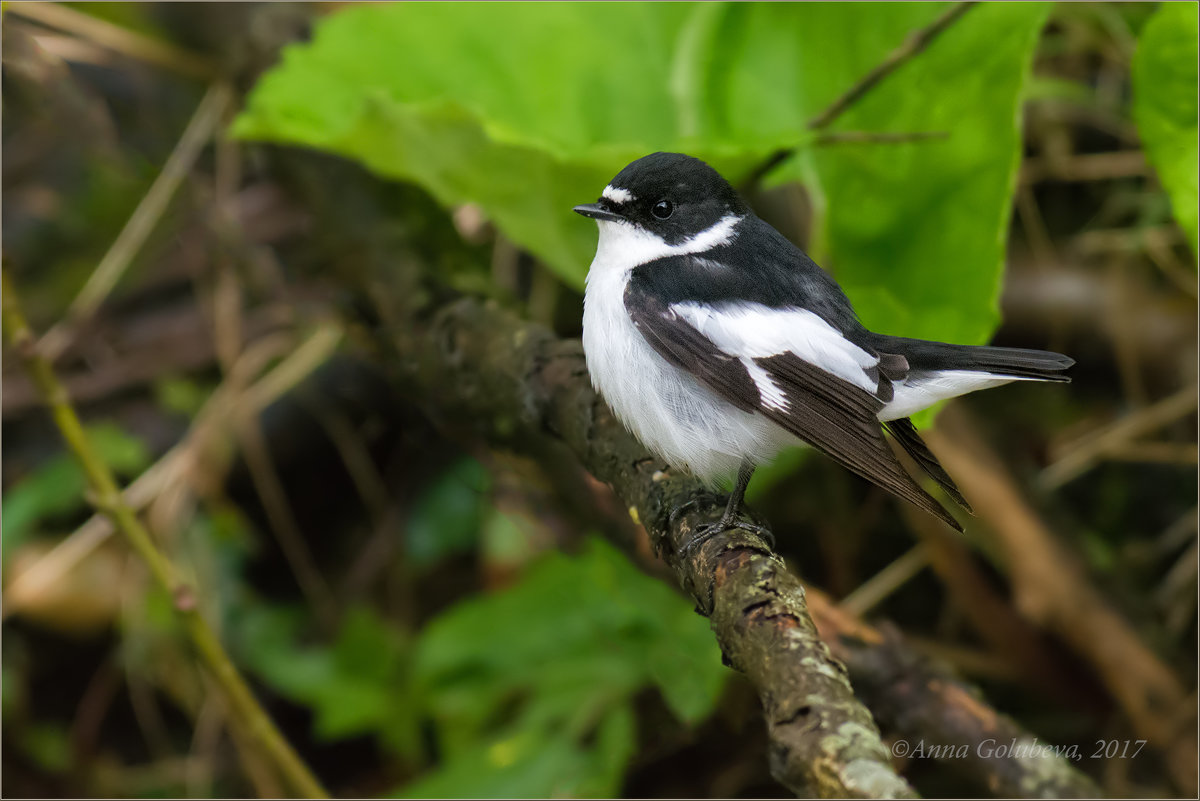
[7,2,217,78]
[37,83,232,362]
[26,32,118,68]
[1020,150,1148,184]
[2,326,338,621]
[1040,385,1198,489]
[1103,441,1199,465]
[839,543,929,616]
[814,130,949,146]
[1071,225,1185,255]
[745,2,977,186]
[235,412,339,627]
[2,268,329,800]
[808,2,978,130]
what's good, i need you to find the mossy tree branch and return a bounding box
[361,284,915,797]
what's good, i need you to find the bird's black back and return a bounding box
[627,214,868,341]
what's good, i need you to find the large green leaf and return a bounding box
[719,3,1052,347]
[236,3,1046,346]
[1132,2,1199,260]
[232,3,712,287]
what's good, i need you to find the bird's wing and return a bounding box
[624,286,963,531]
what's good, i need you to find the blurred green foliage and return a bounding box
[234,2,1049,356]
[1132,2,1199,259]
[405,457,490,567]
[233,537,724,797]
[237,604,422,752]
[404,537,725,797]
[2,423,150,555]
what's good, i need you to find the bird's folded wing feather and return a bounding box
[624,287,962,531]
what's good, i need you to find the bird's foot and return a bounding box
[675,512,776,562]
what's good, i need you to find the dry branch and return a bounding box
[927,405,1198,796]
[35,83,232,362]
[356,287,1109,798]
[7,1,217,78]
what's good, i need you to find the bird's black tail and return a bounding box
[874,336,1074,382]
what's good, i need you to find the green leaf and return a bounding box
[403,537,725,797]
[737,3,1050,346]
[235,604,421,755]
[233,4,712,287]
[1133,2,1199,259]
[396,703,635,799]
[2,422,150,553]
[405,457,491,567]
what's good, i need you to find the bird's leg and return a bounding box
[677,461,775,559]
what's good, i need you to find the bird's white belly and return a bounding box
[582,267,793,484]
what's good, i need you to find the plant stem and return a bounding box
[37,83,232,362]
[2,267,330,800]
[745,1,978,187]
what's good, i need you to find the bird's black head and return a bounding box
[574,152,749,245]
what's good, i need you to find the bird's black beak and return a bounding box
[573,203,625,223]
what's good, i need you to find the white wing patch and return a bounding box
[671,302,879,393]
[602,185,634,204]
[743,359,788,410]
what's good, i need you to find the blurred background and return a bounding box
[2,2,1196,798]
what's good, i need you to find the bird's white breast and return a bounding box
[581,219,793,483]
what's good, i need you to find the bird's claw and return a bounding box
[676,516,776,561]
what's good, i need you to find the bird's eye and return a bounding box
[652,199,674,220]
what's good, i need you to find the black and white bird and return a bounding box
[575,152,1072,535]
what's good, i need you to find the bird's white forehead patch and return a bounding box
[602,185,635,204]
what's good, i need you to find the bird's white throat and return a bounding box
[588,214,743,277]
[581,212,787,482]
